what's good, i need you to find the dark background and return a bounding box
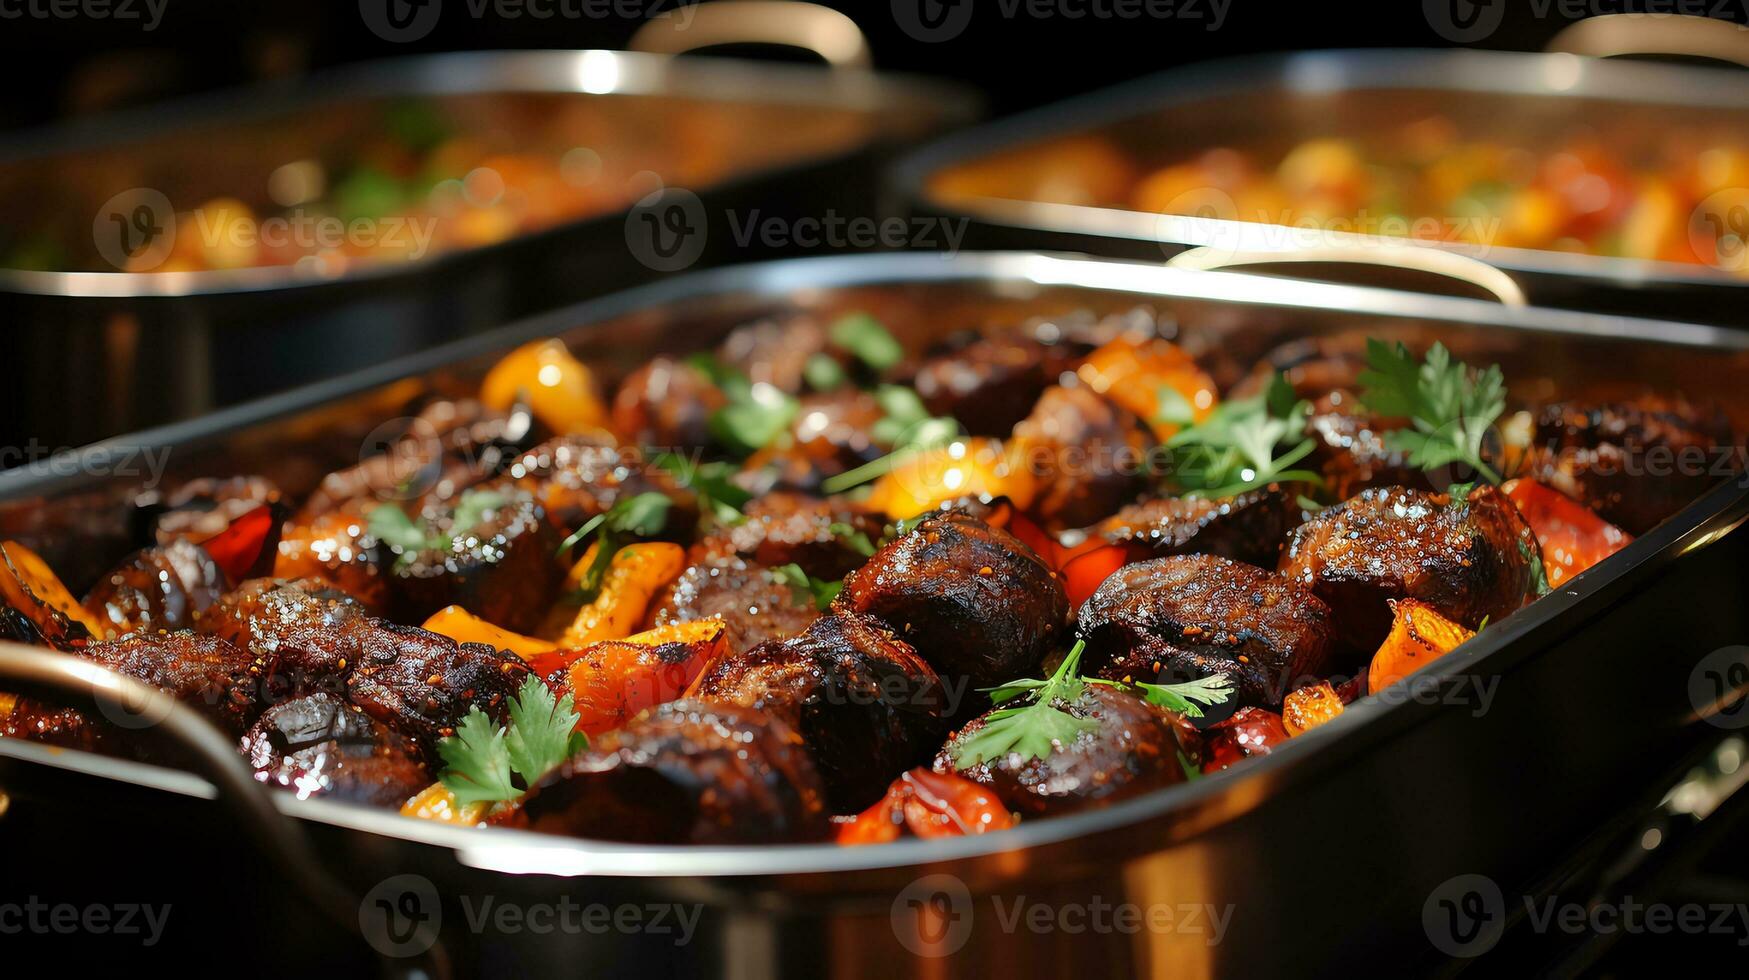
[3,1,1739,132]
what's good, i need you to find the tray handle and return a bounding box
[1165,243,1529,306]
[628,1,873,69]
[0,641,448,976]
[1547,13,1749,69]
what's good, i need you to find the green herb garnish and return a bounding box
[367,487,509,568]
[820,385,960,494]
[1165,372,1322,498]
[1130,674,1236,719]
[804,353,846,392]
[772,562,843,611]
[828,521,877,557]
[1520,538,1552,598]
[557,491,673,602]
[950,641,1099,769]
[1357,339,1506,485]
[653,453,751,527]
[437,676,587,808]
[829,312,904,373]
[686,353,801,456]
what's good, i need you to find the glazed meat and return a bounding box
[913,332,1068,437]
[611,356,727,451]
[741,389,885,494]
[1280,484,1536,651]
[1078,555,1339,709]
[716,492,883,581]
[1526,395,1738,535]
[1305,394,1430,501]
[689,612,952,812]
[84,538,229,635]
[1011,384,1155,530]
[1097,488,1303,568]
[835,511,1069,689]
[935,684,1185,818]
[508,434,698,534]
[242,693,429,806]
[649,551,820,654]
[198,578,367,699]
[297,399,515,519]
[384,482,563,634]
[3,632,261,756]
[273,497,390,611]
[718,315,833,393]
[511,700,831,844]
[344,622,532,752]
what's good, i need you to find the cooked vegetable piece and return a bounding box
[1367,598,1477,691]
[1502,478,1633,588]
[554,541,686,647]
[541,619,728,735]
[1076,335,1219,442]
[481,339,608,435]
[421,605,556,659]
[1,540,108,647]
[1281,680,1345,736]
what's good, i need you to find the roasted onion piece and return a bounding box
[84,538,230,635]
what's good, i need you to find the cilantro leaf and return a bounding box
[503,675,587,784]
[829,312,904,372]
[1357,340,1506,485]
[772,562,843,611]
[828,521,877,557]
[1132,674,1235,719]
[804,353,847,392]
[451,488,507,540]
[950,641,1099,768]
[437,709,520,807]
[1165,374,1322,499]
[1520,538,1552,598]
[1153,384,1198,430]
[367,504,432,552]
[653,453,751,527]
[820,385,961,495]
[557,491,673,602]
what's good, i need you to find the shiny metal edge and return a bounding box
[893,47,1749,288]
[0,48,975,299]
[3,250,1746,881]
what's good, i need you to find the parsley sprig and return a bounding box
[556,491,673,602]
[652,452,751,527]
[1165,373,1322,498]
[1095,673,1237,718]
[829,312,904,373]
[772,562,844,611]
[688,353,800,457]
[1357,339,1506,485]
[950,641,1100,768]
[437,676,587,808]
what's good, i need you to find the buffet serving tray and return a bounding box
[894,48,1749,323]
[2,252,1747,978]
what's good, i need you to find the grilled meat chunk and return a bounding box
[344,622,531,752]
[835,511,1069,689]
[741,389,885,495]
[508,434,698,534]
[1078,555,1338,709]
[510,700,830,844]
[689,612,952,812]
[198,578,368,700]
[719,315,833,393]
[714,492,882,581]
[935,684,1185,817]
[611,356,727,452]
[273,497,390,612]
[84,538,229,635]
[1526,395,1738,535]
[913,332,1072,437]
[1279,484,1536,651]
[242,693,429,806]
[3,632,261,757]
[383,482,562,634]
[1012,384,1155,531]
[649,551,820,654]
[1096,489,1302,568]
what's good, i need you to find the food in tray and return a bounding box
[930,118,1749,270]
[1,309,1738,846]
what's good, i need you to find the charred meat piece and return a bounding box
[935,684,1185,818]
[4,632,261,757]
[84,538,230,635]
[1279,484,1536,652]
[273,498,390,612]
[1526,395,1739,535]
[153,476,286,580]
[345,622,531,752]
[242,693,430,807]
[690,612,952,812]
[611,356,727,452]
[1097,488,1302,568]
[198,578,367,701]
[508,434,698,534]
[384,482,562,634]
[649,551,820,654]
[718,315,832,393]
[510,700,830,844]
[1305,392,1430,502]
[835,511,1069,689]
[913,332,1067,437]
[714,492,883,581]
[741,389,886,495]
[1011,384,1155,531]
[1078,555,1338,710]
